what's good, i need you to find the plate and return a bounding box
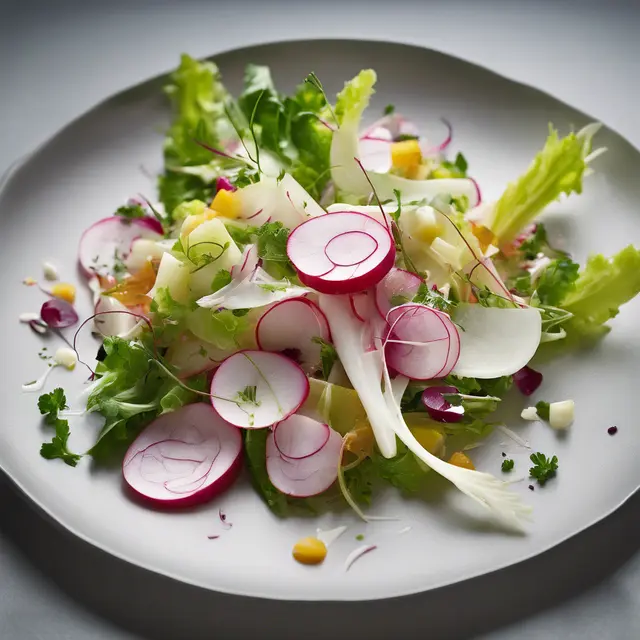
[1,39,639,601]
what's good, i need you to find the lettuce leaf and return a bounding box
[486,123,601,243]
[86,336,206,462]
[561,245,640,340]
[534,258,580,306]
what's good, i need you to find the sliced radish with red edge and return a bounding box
[255,298,330,374]
[210,350,309,429]
[266,424,342,497]
[122,403,242,508]
[385,304,460,380]
[421,385,464,422]
[287,211,395,295]
[273,414,330,460]
[375,268,423,319]
[79,217,163,279]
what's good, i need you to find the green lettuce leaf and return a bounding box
[534,258,580,306]
[486,124,601,243]
[561,245,640,339]
[334,69,377,127]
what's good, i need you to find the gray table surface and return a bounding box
[1,0,639,638]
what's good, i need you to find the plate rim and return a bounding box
[1,37,638,602]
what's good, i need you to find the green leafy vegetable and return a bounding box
[255,221,296,280]
[334,69,377,127]
[86,337,206,461]
[210,269,232,293]
[529,452,558,485]
[371,442,430,493]
[312,337,338,380]
[412,281,455,313]
[114,204,146,220]
[38,388,81,467]
[501,458,515,472]
[518,223,567,261]
[560,245,640,341]
[486,124,600,243]
[535,258,580,306]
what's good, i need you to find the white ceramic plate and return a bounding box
[1,40,638,601]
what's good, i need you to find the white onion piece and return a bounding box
[210,351,309,429]
[452,304,542,378]
[266,425,342,497]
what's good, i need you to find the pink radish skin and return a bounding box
[287,212,395,295]
[266,424,342,497]
[255,298,331,374]
[78,216,163,279]
[122,403,242,508]
[349,289,377,323]
[230,244,259,280]
[273,414,330,460]
[375,268,423,319]
[385,304,460,380]
[210,350,309,429]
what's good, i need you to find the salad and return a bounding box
[25,55,640,547]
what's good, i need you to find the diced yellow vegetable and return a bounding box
[51,283,76,304]
[448,451,475,470]
[211,189,240,219]
[180,214,207,240]
[391,139,422,171]
[406,163,431,180]
[411,427,446,456]
[292,537,327,565]
[471,225,496,253]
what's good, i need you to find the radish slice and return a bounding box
[273,414,330,460]
[421,386,465,422]
[452,304,542,378]
[78,217,163,279]
[385,304,460,380]
[349,290,376,323]
[266,424,342,497]
[122,403,242,508]
[375,268,423,319]
[287,212,395,295]
[210,351,309,429]
[94,296,143,339]
[255,298,331,373]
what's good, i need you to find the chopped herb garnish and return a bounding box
[356,533,365,541]
[529,452,558,486]
[38,388,81,467]
[501,458,515,472]
[114,204,146,220]
[383,104,395,115]
[312,337,338,380]
[236,385,260,406]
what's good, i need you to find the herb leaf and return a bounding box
[38,388,81,467]
[535,401,550,421]
[312,337,338,380]
[529,452,558,485]
[501,458,515,472]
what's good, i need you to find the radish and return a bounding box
[385,303,460,380]
[266,422,342,497]
[272,413,330,460]
[286,211,395,295]
[349,289,376,323]
[375,268,423,319]
[255,298,331,373]
[325,203,396,229]
[230,244,259,281]
[78,216,163,279]
[122,403,242,508]
[210,350,309,429]
[94,295,143,339]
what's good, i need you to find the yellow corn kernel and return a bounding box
[448,451,475,470]
[471,225,496,253]
[411,427,445,456]
[211,189,240,219]
[292,537,327,565]
[391,139,422,171]
[51,283,76,304]
[180,213,207,239]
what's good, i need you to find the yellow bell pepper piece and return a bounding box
[391,139,422,172]
[448,451,475,470]
[51,283,76,304]
[411,427,446,456]
[210,189,240,219]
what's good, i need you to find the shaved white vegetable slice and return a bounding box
[148,252,190,303]
[452,304,542,378]
[319,294,397,458]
